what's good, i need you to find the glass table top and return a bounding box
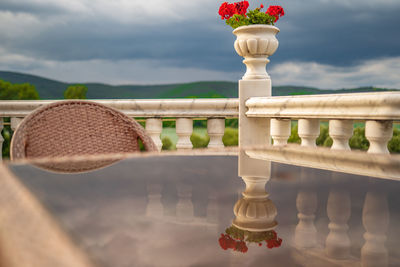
[7,154,400,267]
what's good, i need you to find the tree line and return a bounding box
[0,79,88,100]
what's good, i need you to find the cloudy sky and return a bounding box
[1,0,399,89]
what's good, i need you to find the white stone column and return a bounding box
[294,168,317,248]
[175,118,193,150]
[298,119,320,147]
[239,80,271,149]
[0,118,3,162]
[325,174,351,259]
[145,182,163,218]
[365,120,393,154]
[238,80,271,181]
[10,117,23,132]
[361,187,389,267]
[329,119,353,150]
[145,118,163,151]
[207,118,225,148]
[271,118,291,146]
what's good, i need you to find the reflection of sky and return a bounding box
[1,0,400,88]
[10,156,400,267]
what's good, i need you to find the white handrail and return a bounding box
[246,92,400,120]
[0,99,239,118]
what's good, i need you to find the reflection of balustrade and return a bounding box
[294,168,317,248]
[176,183,194,222]
[361,182,389,267]
[145,182,163,217]
[325,173,351,259]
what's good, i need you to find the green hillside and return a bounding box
[0,70,398,99]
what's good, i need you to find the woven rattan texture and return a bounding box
[10,101,157,170]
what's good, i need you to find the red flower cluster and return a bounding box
[266,5,285,23]
[218,234,249,253]
[218,1,249,20]
[266,230,282,249]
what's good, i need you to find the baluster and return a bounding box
[298,119,320,147]
[325,173,351,259]
[361,186,389,267]
[176,183,194,222]
[145,118,162,151]
[10,117,23,132]
[329,120,353,150]
[271,118,291,146]
[176,118,193,150]
[207,118,225,148]
[0,118,3,161]
[294,168,317,248]
[365,120,393,154]
[145,182,163,217]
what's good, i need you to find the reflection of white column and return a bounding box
[325,181,351,259]
[206,189,218,224]
[294,168,317,248]
[145,182,163,217]
[176,184,194,221]
[361,189,389,267]
[295,190,317,248]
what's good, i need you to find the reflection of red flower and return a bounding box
[218,226,282,253]
[266,5,285,23]
[219,234,248,253]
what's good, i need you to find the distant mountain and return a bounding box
[0,70,398,99]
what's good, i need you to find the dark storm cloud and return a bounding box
[1,0,400,73]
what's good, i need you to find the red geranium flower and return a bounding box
[218,2,236,20]
[234,1,249,16]
[266,5,285,23]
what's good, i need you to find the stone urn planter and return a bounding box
[233,25,280,80]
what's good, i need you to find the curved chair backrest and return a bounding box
[11,100,157,160]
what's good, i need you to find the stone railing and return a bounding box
[242,91,400,154]
[0,99,239,157]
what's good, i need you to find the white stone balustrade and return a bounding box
[145,118,163,151]
[207,118,225,148]
[329,120,353,150]
[10,117,23,132]
[175,118,193,150]
[365,120,393,154]
[245,92,400,154]
[271,118,291,146]
[298,119,320,147]
[0,99,238,155]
